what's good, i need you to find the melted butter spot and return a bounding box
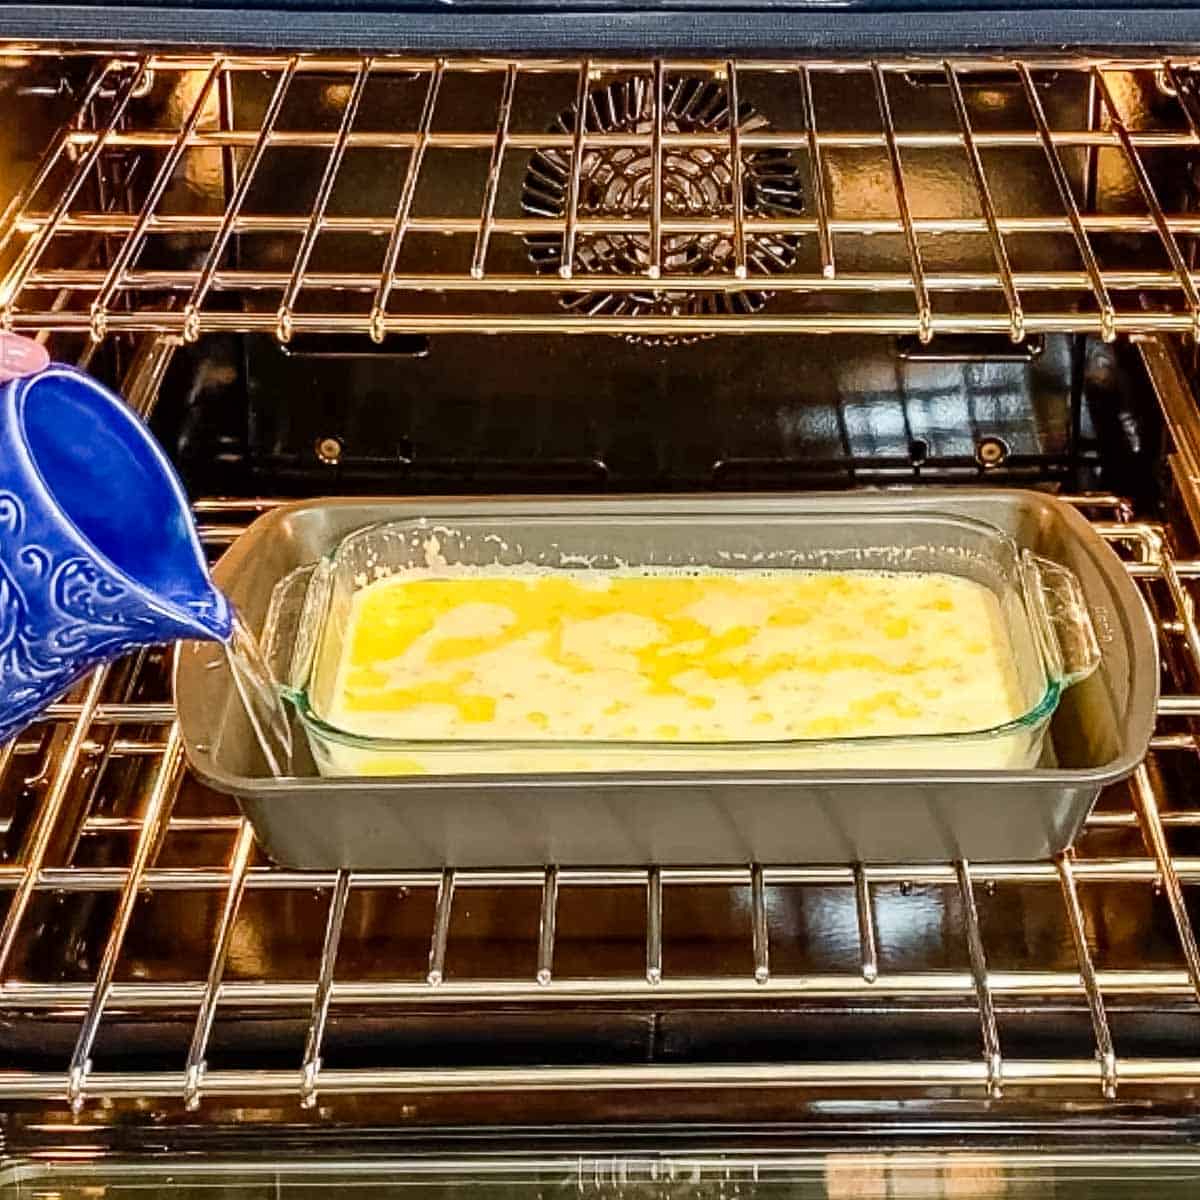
[767,604,812,626]
[849,690,920,721]
[458,694,496,723]
[347,664,389,691]
[343,670,496,724]
[804,715,854,737]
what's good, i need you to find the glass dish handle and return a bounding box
[1023,551,1102,688]
[264,560,330,700]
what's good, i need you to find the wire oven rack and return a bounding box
[5,52,1200,343]
[1,479,1200,1115]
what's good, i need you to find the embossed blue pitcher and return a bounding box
[0,364,232,744]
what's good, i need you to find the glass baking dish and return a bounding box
[271,510,1101,777]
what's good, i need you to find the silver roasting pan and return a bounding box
[176,491,1158,868]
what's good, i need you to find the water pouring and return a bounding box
[0,356,290,771]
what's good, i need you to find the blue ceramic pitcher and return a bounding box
[0,365,232,744]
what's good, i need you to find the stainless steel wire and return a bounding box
[3,54,1200,339]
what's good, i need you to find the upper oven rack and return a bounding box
[3,479,1200,1114]
[6,52,1200,343]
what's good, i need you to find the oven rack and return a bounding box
[5,52,1200,342]
[1,490,1200,1113]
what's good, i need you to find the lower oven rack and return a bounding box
[2,494,1200,1115]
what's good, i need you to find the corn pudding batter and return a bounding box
[324,568,1026,752]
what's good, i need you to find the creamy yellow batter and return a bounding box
[322,568,1026,756]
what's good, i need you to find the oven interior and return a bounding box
[3,49,1200,1165]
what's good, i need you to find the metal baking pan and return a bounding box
[176,492,1159,867]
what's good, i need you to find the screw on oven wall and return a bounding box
[315,436,343,466]
[975,436,1010,468]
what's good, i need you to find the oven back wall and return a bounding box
[160,331,1087,495]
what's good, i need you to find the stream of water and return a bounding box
[223,606,293,777]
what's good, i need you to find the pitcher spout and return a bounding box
[181,588,234,644]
